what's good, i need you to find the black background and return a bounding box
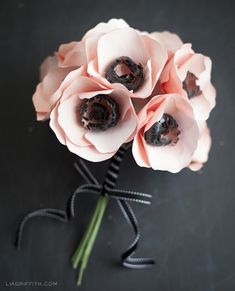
[0,0,235,290]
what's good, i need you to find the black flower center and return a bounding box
[144,114,180,146]
[105,56,144,92]
[79,94,120,131]
[183,71,202,98]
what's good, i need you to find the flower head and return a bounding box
[49,70,137,161]
[160,44,216,120]
[57,19,168,98]
[132,94,199,172]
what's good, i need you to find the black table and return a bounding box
[0,0,234,290]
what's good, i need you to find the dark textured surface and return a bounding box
[0,0,234,290]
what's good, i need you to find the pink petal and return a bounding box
[32,58,72,121]
[132,129,150,167]
[141,35,168,81]
[150,31,183,52]
[50,105,66,145]
[83,18,129,41]
[87,59,113,88]
[190,95,212,121]
[160,58,185,96]
[40,56,58,80]
[130,35,168,98]
[84,19,129,63]
[189,121,211,171]
[174,43,194,66]
[57,41,87,67]
[203,83,216,109]
[57,95,89,146]
[144,98,167,131]
[130,60,152,98]
[146,140,186,172]
[66,140,115,162]
[178,54,207,80]
[59,75,112,102]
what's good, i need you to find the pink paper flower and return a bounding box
[132,94,199,173]
[57,19,168,98]
[188,121,211,171]
[160,44,216,120]
[32,56,77,120]
[49,71,138,161]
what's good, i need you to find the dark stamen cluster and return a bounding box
[183,71,202,98]
[144,114,180,146]
[80,94,120,131]
[105,56,144,92]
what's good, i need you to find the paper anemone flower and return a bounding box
[132,94,199,173]
[58,19,168,98]
[17,18,217,288]
[49,71,138,161]
[160,43,216,121]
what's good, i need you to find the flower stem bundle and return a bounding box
[72,194,108,285]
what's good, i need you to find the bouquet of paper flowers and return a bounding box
[17,19,216,286]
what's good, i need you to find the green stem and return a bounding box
[78,195,108,286]
[71,195,109,286]
[71,196,103,268]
